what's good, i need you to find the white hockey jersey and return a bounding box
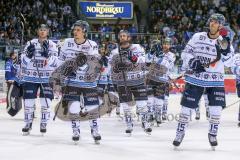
[181,32,234,87]
[146,51,176,82]
[58,38,101,88]
[21,39,58,83]
[109,44,146,86]
[231,53,240,83]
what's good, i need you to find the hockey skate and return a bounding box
[40,123,47,136]
[206,109,210,120]
[125,124,133,136]
[155,114,162,127]
[142,122,152,135]
[195,111,200,120]
[162,113,167,121]
[22,123,32,136]
[238,112,240,127]
[208,133,218,151]
[173,132,185,149]
[91,129,101,144]
[72,129,80,145]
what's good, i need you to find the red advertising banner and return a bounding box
[170,78,236,94]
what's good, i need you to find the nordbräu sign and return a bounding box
[79,1,133,19]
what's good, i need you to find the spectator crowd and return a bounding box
[0,0,240,62]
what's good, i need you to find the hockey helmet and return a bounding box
[162,37,172,45]
[207,13,225,26]
[38,24,49,30]
[71,20,90,34]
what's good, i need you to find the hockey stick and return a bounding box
[238,100,240,126]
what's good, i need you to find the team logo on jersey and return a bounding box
[204,74,209,79]
[212,74,217,79]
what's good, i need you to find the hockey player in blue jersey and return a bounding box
[5,51,18,107]
[21,24,58,135]
[5,52,17,90]
[172,13,234,150]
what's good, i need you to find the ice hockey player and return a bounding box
[57,20,102,144]
[230,52,240,126]
[21,24,58,135]
[146,38,176,126]
[109,30,152,135]
[97,43,117,115]
[172,13,234,150]
[5,51,18,107]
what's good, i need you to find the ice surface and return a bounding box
[0,94,240,160]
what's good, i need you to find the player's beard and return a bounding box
[120,40,130,48]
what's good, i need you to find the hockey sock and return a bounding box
[153,98,163,123]
[121,103,133,129]
[71,120,80,136]
[163,96,169,116]
[176,106,193,134]
[147,96,155,121]
[24,99,35,125]
[40,98,51,125]
[208,106,222,136]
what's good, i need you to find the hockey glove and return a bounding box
[99,56,108,67]
[150,44,163,57]
[116,62,128,72]
[215,37,230,56]
[76,52,87,67]
[41,40,49,58]
[26,43,35,59]
[127,50,138,63]
[215,27,231,56]
[188,58,206,73]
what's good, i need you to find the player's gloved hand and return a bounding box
[188,58,206,73]
[146,63,151,67]
[26,42,35,59]
[99,56,108,67]
[150,43,163,57]
[76,52,87,67]
[116,62,128,72]
[127,50,138,63]
[41,40,49,58]
[215,27,230,56]
[232,66,240,76]
[69,72,76,78]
